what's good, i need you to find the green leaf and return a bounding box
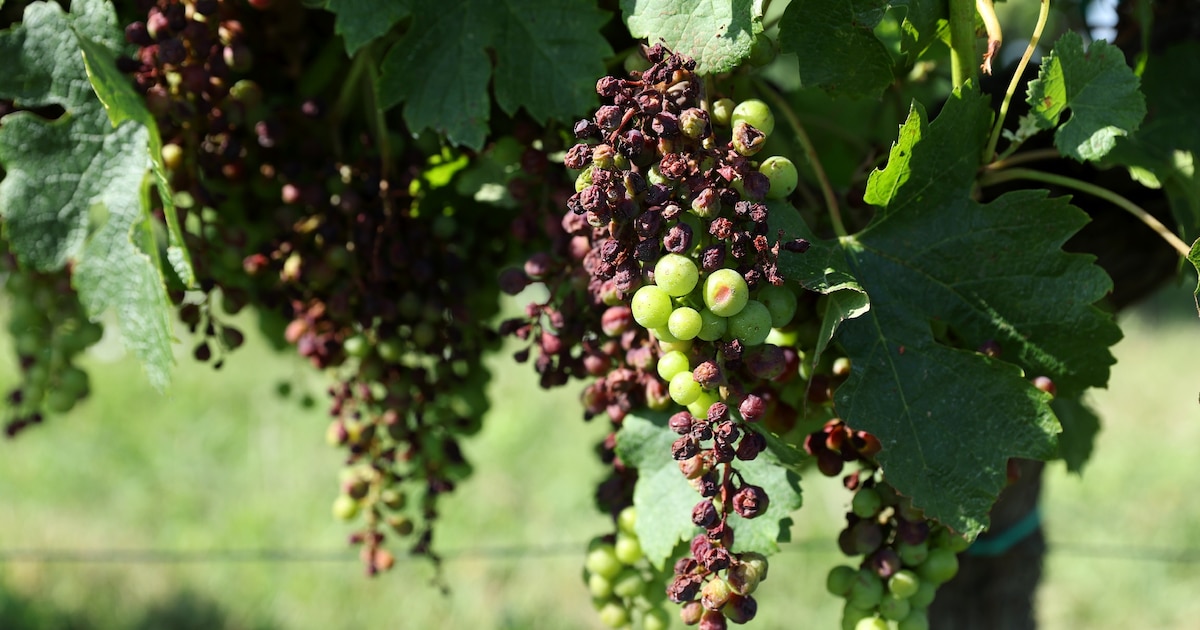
[786,89,1119,537]
[325,0,411,56]
[615,411,803,570]
[898,0,947,64]
[378,0,611,149]
[1026,31,1146,162]
[778,0,895,99]
[621,0,764,75]
[0,0,174,390]
[767,201,870,364]
[76,34,195,289]
[1102,41,1200,241]
[1051,395,1100,474]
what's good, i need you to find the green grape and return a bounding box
[614,533,644,565]
[897,540,928,566]
[841,603,874,630]
[597,600,630,628]
[612,567,646,599]
[668,306,703,340]
[576,164,595,192]
[632,285,673,329]
[759,155,798,199]
[588,572,615,599]
[732,99,776,136]
[933,528,972,553]
[343,334,370,358]
[855,617,890,630]
[888,570,920,599]
[711,98,736,126]
[898,609,930,630]
[917,547,959,585]
[617,506,637,535]
[331,494,360,521]
[686,390,719,420]
[764,327,798,347]
[908,579,937,609]
[669,372,702,406]
[704,269,750,317]
[880,593,911,621]
[43,389,78,414]
[657,350,691,381]
[654,253,700,297]
[756,285,798,329]
[851,488,882,518]
[696,308,728,341]
[848,569,884,609]
[377,338,403,362]
[658,337,693,354]
[727,300,772,346]
[586,543,624,580]
[748,33,778,66]
[643,607,671,630]
[827,564,858,596]
[58,365,89,398]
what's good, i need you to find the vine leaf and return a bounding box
[324,0,412,56]
[1051,395,1101,474]
[377,0,611,150]
[778,0,894,99]
[616,411,803,570]
[768,202,870,365]
[785,88,1120,537]
[621,0,764,75]
[1026,31,1146,162]
[1102,41,1200,241]
[0,0,174,390]
[897,0,947,65]
[76,35,195,289]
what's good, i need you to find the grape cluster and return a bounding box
[510,44,814,627]
[585,507,675,630]
[812,439,967,630]
[1,249,101,436]
[115,1,537,574]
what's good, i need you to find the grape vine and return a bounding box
[2,0,1198,628]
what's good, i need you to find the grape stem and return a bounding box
[948,0,979,88]
[978,167,1192,257]
[983,147,1060,171]
[753,78,848,238]
[984,0,1051,162]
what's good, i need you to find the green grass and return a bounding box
[1,285,1198,629]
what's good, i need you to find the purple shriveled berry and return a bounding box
[125,21,152,46]
[523,252,553,279]
[723,593,758,624]
[573,118,597,138]
[664,222,693,253]
[868,547,902,578]
[601,306,634,337]
[732,485,769,519]
[706,402,729,423]
[498,268,529,295]
[563,143,592,169]
[783,238,811,253]
[669,575,702,604]
[738,394,765,422]
[692,360,723,389]
[672,436,699,460]
[689,422,713,442]
[698,610,728,630]
[669,411,695,434]
[692,500,719,528]
[735,431,766,461]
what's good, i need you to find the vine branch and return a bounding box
[978,167,1192,257]
[753,78,847,238]
[949,0,979,88]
